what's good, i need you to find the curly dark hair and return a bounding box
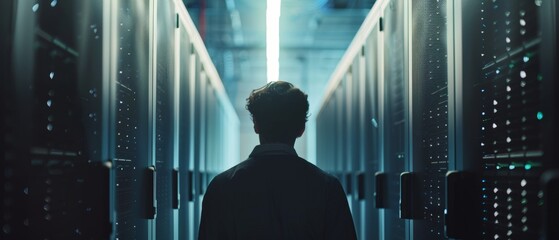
[246,81,309,143]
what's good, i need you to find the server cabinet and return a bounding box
[2,1,239,239]
[410,0,450,238]
[460,0,556,239]
[364,28,382,240]
[315,3,386,240]
[111,0,153,239]
[382,0,408,239]
[177,19,194,239]
[3,1,110,239]
[154,0,176,239]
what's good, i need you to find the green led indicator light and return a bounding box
[525,163,532,170]
[537,74,543,81]
[537,112,543,120]
[509,63,515,69]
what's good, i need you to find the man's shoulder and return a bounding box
[207,159,255,189]
[208,156,340,190]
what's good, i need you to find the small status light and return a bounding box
[523,56,529,62]
[32,3,39,12]
[525,163,532,170]
[537,112,543,120]
[509,165,515,170]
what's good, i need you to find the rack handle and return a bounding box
[357,172,365,200]
[172,168,179,209]
[374,172,388,208]
[145,166,156,219]
[400,172,421,219]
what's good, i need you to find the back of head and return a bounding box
[246,81,309,144]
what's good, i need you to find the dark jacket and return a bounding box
[198,144,357,240]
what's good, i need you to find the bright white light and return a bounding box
[267,0,281,82]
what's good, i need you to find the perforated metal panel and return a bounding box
[155,0,175,239]
[3,1,109,239]
[364,28,381,240]
[411,0,449,238]
[477,1,544,239]
[113,1,151,239]
[383,0,407,239]
[177,19,194,240]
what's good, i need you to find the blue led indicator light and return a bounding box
[537,112,543,120]
[525,164,532,170]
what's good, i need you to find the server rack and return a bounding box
[409,0,450,239]
[314,2,389,239]
[456,0,558,239]
[363,28,382,240]
[381,0,409,239]
[315,0,557,239]
[155,0,176,238]
[1,1,240,239]
[2,1,110,239]
[111,1,153,239]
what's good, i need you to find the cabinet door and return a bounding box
[461,0,550,239]
[382,0,409,239]
[4,1,109,239]
[410,0,450,238]
[112,1,152,239]
[155,0,176,239]
[363,28,382,240]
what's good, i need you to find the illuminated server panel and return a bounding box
[2,1,110,239]
[411,0,449,238]
[112,1,152,239]
[476,1,545,239]
[2,0,240,239]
